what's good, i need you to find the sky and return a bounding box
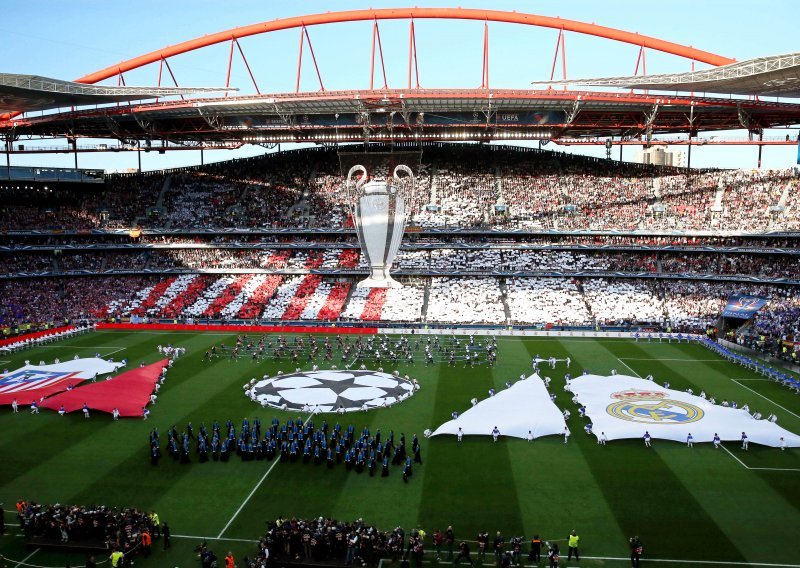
[3,0,799,172]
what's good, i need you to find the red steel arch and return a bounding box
[76,7,735,84]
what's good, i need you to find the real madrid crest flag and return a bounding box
[569,375,800,448]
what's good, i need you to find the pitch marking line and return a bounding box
[616,358,642,378]
[37,345,127,358]
[216,411,313,539]
[216,457,281,539]
[720,444,750,469]
[720,444,800,472]
[383,555,800,567]
[174,533,259,543]
[577,558,800,567]
[619,358,724,362]
[731,380,800,420]
[12,548,39,568]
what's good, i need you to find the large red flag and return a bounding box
[41,359,168,417]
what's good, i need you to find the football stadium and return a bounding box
[1,3,800,567]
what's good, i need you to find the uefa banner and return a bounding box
[721,294,769,319]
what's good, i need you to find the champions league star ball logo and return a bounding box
[346,164,415,288]
[249,370,416,413]
[606,389,704,424]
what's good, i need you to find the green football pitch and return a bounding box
[1,330,798,568]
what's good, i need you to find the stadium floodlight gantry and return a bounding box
[2,7,800,153]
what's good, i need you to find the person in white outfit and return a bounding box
[780,437,787,450]
[11,398,18,413]
[643,431,652,447]
[457,427,463,442]
[741,432,749,451]
[492,426,500,442]
[563,427,571,444]
[526,430,533,442]
[598,431,607,445]
[713,433,721,448]
[687,433,694,448]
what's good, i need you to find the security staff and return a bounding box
[567,530,580,561]
[528,535,542,562]
[109,549,124,568]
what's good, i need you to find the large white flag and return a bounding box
[569,374,800,448]
[0,358,124,401]
[431,374,567,439]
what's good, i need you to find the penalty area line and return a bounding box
[216,457,281,539]
[731,380,800,420]
[720,444,751,469]
[720,445,800,473]
[616,358,642,378]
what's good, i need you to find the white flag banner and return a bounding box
[431,374,567,439]
[569,374,800,448]
[0,358,124,395]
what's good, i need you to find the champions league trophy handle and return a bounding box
[346,164,368,204]
[347,163,414,289]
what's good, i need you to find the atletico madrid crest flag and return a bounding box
[0,358,123,405]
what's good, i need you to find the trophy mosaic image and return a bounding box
[346,163,414,288]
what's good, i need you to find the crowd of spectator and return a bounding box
[17,499,157,552]
[2,145,800,354]
[505,278,591,326]
[426,278,506,324]
[4,246,796,281]
[2,145,799,233]
[2,274,799,342]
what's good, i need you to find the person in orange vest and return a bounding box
[225,551,235,568]
[528,535,542,563]
[141,529,152,557]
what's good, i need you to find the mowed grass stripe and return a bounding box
[419,339,526,538]
[3,333,217,503]
[565,340,749,563]
[509,339,630,551]
[65,333,279,535]
[323,358,442,530]
[607,342,800,564]
[3,333,800,567]
[0,331,167,499]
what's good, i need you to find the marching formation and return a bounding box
[204,333,499,366]
[148,417,423,481]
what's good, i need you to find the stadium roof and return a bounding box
[4,88,800,144]
[0,74,234,114]
[531,53,800,98]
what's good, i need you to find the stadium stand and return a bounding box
[1,144,799,362]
